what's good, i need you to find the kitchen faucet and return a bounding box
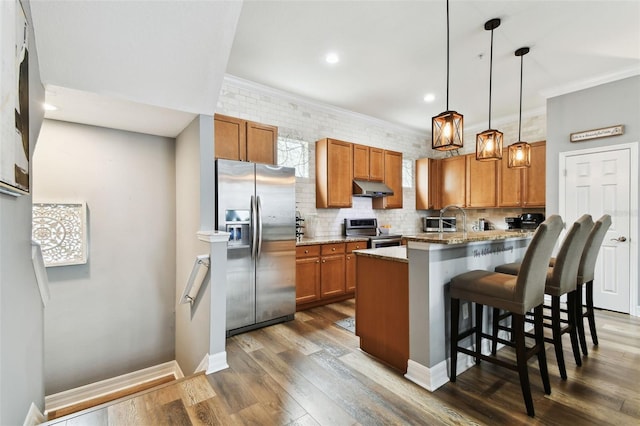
[440,205,467,234]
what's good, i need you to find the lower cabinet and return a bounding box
[296,241,364,310]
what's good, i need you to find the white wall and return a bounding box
[32,120,176,394]
[0,0,46,423]
[217,76,547,236]
[547,75,640,307]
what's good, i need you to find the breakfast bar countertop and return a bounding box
[403,229,535,245]
[353,245,408,263]
[296,236,369,246]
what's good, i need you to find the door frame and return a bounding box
[558,142,638,317]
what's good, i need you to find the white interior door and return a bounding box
[562,146,632,313]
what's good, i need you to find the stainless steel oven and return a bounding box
[423,216,457,232]
[344,218,402,248]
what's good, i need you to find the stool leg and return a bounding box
[585,280,598,345]
[450,297,460,382]
[575,283,588,355]
[534,305,551,395]
[475,303,483,364]
[551,296,568,380]
[513,313,535,417]
[491,307,500,355]
[567,291,582,366]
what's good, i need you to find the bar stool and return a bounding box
[494,214,593,380]
[450,215,563,417]
[575,214,612,354]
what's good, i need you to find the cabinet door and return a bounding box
[295,256,321,304]
[369,147,385,182]
[316,139,353,208]
[416,158,441,210]
[345,241,364,293]
[320,254,346,297]
[429,158,442,210]
[441,155,466,207]
[353,144,370,180]
[373,150,403,209]
[498,148,523,207]
[467,156,498,208]
[214,114,246,161]
[523,142,546,207]
[247,121,277,165]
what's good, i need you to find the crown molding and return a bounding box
[222,74,426,137]
[541,66,640,99]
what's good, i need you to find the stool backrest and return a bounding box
[516,215,563,311]
[550,214,593,294]
[578,214,612,283]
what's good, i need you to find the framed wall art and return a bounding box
[32,203,89,267]
[0,0,30,196]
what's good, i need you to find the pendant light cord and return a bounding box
[488,27,494,129]
[445,0,450,111]
[518,53,523,141]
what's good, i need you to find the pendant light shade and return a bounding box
[508,47,532,168]
[432,0,463,151]
[476,18,503,161]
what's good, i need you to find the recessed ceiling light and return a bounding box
[43,103,58,111]
[423,93,436,103]
[325,52,339,64]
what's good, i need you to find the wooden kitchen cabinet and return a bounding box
[345,241,365,293]
[316,138,353,208]
[466,156,498,208]
[416,157,443,210]
[295,245,321,304]
[214,114,277,165]
[497,141,545,207]
[441,155,467,207]
[523,142,546,207]
[373,150,403,209]
[320,243,346,297]
[354,144,384,182]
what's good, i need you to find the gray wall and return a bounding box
[0,0,46,423]
[32,120,176,394]
[546,75,640,306]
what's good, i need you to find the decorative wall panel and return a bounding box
[32,203,88,267]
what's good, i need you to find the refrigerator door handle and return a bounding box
[256,195,263,258]
[250,195,257,260]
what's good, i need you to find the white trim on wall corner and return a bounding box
[23,402,45,426]
[44,360,184,415]
[542,66,640,100]
[205,351,228,375]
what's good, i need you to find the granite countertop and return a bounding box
[353,246,408,263]
[296,236,369,246]
[403,229,535,245]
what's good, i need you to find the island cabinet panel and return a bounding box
[441,155,467,207]
[214,114,278,165]
[466,156,498,208]
[523,142,546,207]
[345,241,365,293]
[295,245,321,305]
[498,147,523,207]
[355,255,409,373]
[373,150,403,209]
[316,138,353,208]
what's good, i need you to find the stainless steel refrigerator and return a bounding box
[215,159,296,336]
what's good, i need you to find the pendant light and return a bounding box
[508,47,532,168]
[476,18,503,161]
[432,0,463,151]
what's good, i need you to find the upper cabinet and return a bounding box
[416,141,546,210]
[373,150,403,209]
[441,155,466,207]
[316,138,353,208]
[354,144,384,182]
[214,114,277,165]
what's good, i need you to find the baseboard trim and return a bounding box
[405,352,476,392]
[44,360,184,415]
[23,402,45,426]
[205,351,229,374]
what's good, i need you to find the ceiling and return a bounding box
[32,1,640,138]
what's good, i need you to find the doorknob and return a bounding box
[611,236,627,242]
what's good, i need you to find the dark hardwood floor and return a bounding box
[47,298,640,425]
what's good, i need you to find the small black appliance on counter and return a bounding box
[505,213,545,230]
[505,216,522,230]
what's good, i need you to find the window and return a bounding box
[402,159,413,188]
[277,137,309,178]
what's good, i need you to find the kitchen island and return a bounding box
[357,230,534,392]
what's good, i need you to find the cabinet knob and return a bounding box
[322,259,326,263]
[316,260,320,263]
[332,247,336,251]
[347,255,351,260]
[304,249,309,254]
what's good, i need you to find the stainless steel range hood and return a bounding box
[352,180,394,198]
